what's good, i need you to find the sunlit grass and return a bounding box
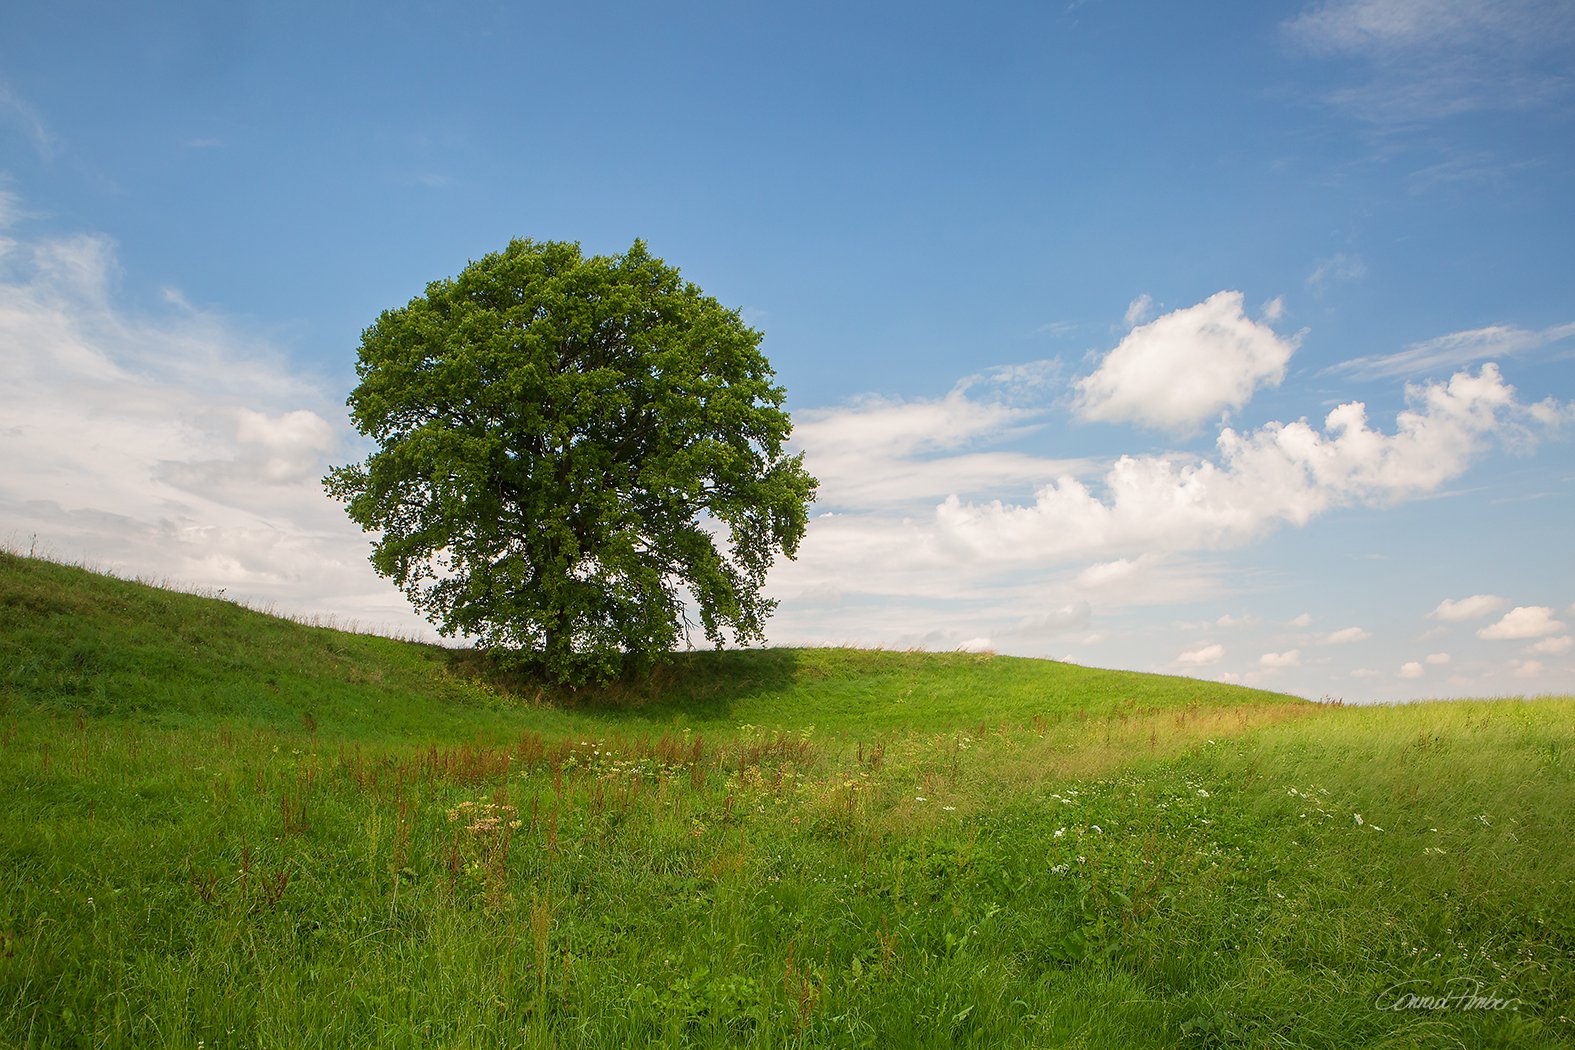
[2,552,1572,1047]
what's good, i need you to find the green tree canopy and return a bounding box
[324,239,816,683]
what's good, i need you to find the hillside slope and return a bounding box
[0,550,1302,738]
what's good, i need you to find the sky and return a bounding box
[2,0,1573,702]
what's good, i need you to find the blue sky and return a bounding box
[2,0,1572,701]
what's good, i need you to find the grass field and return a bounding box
[2,550,1572,1048]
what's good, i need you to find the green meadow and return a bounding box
[2,549,1571,1048]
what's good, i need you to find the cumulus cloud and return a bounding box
[1526,636,1572,656]
[937,365,1558,564]
[1478,606,1566,640]
[1322,626,1371,644]
[1429,594,1509,621]
[771,345,1567,669]
[1261,649,1303,668]
[1075,556,1147,589]
[1398,661,1425,678]
[1074,291,1298,432]
[0,220,430,636]
[1425,652,1451,665]
[1177,643,1225,667]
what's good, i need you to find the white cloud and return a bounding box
[1429,594,1509,621]
[792,386,1089,513]
[1351,668,1382,679]
[1478,606,1565,641]
[1290,612,1314,628]
[1261,649,1303,668]
[1512,659,1545,679]
[1425,652,1451,665]
[957,637,994,653]
[1331,321,1575,380]
[938,365,1559,565]
[1322,626,1371,644]
[1307,253,1368,290]
[1398,661,1425,678]
[0,220,432,637]
[1123,293,1154,328]
[1177,643,1225,667]
[0,83,57,161]
[1286,0,1575,120]
[1216,613,1256,628]
[1074,291,1298,432]
[1020,602,1094,635]
[0,186,28,230]
[1288,0,1556,54]
[1526,636,1572,656]
[1075,556,1147,589]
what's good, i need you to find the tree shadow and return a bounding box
[444,645,804,727]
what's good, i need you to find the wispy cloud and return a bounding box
[0,83,57,161]
[1329,320,1575,379]
[0,215,431,636]
[1285,0,1575,120]
[1307,252,1367,290]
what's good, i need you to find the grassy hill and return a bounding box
[2,551,1572,1048]
[0,549,1302,738]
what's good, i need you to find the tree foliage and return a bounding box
[324,239,816,683]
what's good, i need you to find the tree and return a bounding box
[324,238,817,684]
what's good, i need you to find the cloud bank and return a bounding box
[0,225,430,636]
[936,364,1549,565]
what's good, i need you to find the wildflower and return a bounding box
[1354,813,1364,825]
[1196,789,1210,799]
[1054,827,1065,838]
[915,796,926,803]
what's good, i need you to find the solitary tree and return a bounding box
[324,239,816,683]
